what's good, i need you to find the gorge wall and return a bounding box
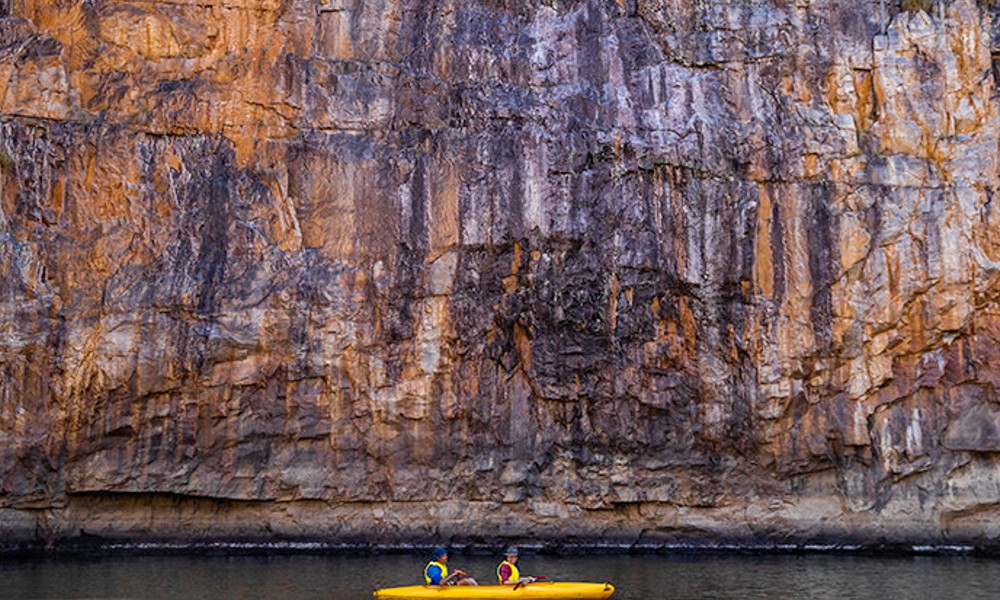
[3,0,1000,553]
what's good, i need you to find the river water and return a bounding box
[2,552,1000,600]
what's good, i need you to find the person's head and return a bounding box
[504,546,519,562]
[433,546,448,563]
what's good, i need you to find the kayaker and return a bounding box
[425,547,479,586]
[497,546,537,585]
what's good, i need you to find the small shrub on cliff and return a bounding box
[901,0,934,12]
[0,151,13,171]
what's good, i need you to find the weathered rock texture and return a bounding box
[3,0,1000,552]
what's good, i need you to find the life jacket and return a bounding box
[425,560,449,585]
[497,560,520,583]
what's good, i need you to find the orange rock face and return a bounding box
[2,0,1000,551]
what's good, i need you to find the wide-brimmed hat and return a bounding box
[504,546,519,556]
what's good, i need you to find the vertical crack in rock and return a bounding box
[193,144,232,319]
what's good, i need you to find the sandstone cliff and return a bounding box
[3,0,1000,552]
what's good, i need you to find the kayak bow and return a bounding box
[373,582,615,600]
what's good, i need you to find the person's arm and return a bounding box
[444,569,467,584]
[499,564,513,584]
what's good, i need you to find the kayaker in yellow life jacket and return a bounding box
[497,547,537,585]
[425,547,479,586]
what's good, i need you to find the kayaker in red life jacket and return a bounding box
[424,547,479,586]
[497,547,537,585]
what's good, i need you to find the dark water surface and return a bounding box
[2,553,1000,600]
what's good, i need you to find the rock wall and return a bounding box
[3,0,1000,552]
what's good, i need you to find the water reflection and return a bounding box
[1,553,1000,600]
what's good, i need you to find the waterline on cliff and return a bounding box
[7,539,983,558]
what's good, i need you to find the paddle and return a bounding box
[512,575,548,590]
[447,570,470,585]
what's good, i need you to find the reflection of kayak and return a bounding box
[373,582,615,600]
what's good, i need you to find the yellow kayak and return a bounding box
[373,582,615,600]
